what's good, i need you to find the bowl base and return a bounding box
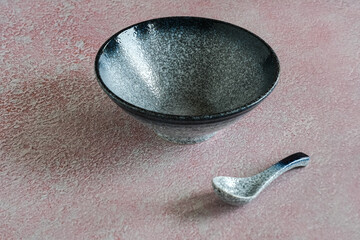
[155,131,216,144]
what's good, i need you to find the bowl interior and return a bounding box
[97,17,279,116]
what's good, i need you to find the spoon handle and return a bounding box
[277,152,310,168]
[257,152,310,184]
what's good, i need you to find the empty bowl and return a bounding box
[95,17,280,144]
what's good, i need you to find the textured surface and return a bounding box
[1,0,360,239]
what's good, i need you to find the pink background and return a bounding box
[1,0,360,239]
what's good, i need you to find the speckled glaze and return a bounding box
[134,112,242,144]
[95,16,279,143]
[213,153,310,205]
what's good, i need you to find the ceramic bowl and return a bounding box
[95,17,280,144]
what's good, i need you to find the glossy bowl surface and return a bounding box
[95,17,279,143]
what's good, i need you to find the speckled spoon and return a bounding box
[212,152,310,206]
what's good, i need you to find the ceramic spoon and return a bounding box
[212,152,310,206]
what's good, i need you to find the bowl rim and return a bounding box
[95,16,280,124]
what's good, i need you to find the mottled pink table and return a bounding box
[1,1,360,239]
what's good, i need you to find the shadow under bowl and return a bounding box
[95,16,280,144]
